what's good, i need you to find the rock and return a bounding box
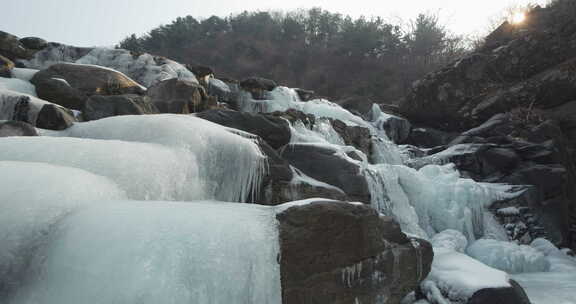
[271,109,315,126]
[83,94,158,121]
[0,31,36,60]
[0,121,38,137]
[208,78,233,103]
[196,109,291,149]
[31,63,145,110]
[294,88,316,101]
[330,119,372,157]
[277,201,433,304]
[336,96,374,119]
[280,143,371,203]
[374,111,412,144]
[31,76,87,110]
[147,78,215,114]
[186,64,213,84]
[467,280,532,304]
[503,164,567,199]
[0,55,15,78]
[19,37,48,50]
[35,104,76,130]
[20,44,197,87]
[240,77,277,99]
[406,126,458,148]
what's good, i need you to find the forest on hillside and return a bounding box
[118,8,470,104]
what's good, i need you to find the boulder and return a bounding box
[35,104,76,130]
[277,201,433,304]
[19,37,48,50]
[20,44,197,88]
[31,63,145,110]
[406,126,458,148]
[0,121,38,137]
[373,112,412,144]
[0,31,36,60]
[208,78,233,103]
[330,119,372,157]
[336,96,374,119]
[0,54,14,77]
[196,109,291,149]
[83,94,158,121]
[240,77,277,99]
[294,88,316,101]
[280,143,371,203]
[147,78,215,114]
[468,280,532,304]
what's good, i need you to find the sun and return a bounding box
[510,12,526,24]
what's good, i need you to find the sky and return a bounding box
[3,0,549,47]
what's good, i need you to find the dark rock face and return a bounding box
[83,94,159,121]
[374,112,412,144]
[0,54,15,77]
[280,143,371,203]
[336,96,374,119]
[294,88,316,101]
[277,201,433,304]
[468,280,532,304]
[406,126,458,148]
[240,77,277,99]
[197,109,291,149]
[31,63,145,110]
[19,37,48,50]
[147,78,215,114]
[399,4,576,249]
[35,104,76,130]
[0,31,36,60]
[331,119,373,158]
[0,121,38,137]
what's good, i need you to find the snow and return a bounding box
[430,230,468,252]
[4,200,281,304]
[41,114,267,203]
[421,247,511,303]
[467,239,550,273]
[0,77,37,96]
[0,89,51,124]
[20,45,197,87]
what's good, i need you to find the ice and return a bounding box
[497,207,520,216]
[238,86,404,164]
[4,200,281,304]
[0,161,126,297]
[0,89,51,124]
[20,45,197,87]
[512,239,576,304]
[430,230,468,252]
[365,163,517,241]
[421,247,511,303]
[42,114,267,203]
[289,118,345,146]
[10,68,39,81]
[467,239,550,273]
[290,166,345,194]
[0,78,37,96]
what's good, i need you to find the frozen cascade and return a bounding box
[40,114,267,203]
[238,86,404,164]
[7,201,281,304]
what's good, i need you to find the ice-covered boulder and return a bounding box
[31,63,146,110]
[277,200,433,304]
[147,78,215,113]
[0,54,14,77]
[196,109,291,149]
[0,89,75,129]
[20,44,197,88]
[0,121,38,137]
[19,37,48,51]
[240,77,277,99]
[83,94,158,121]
